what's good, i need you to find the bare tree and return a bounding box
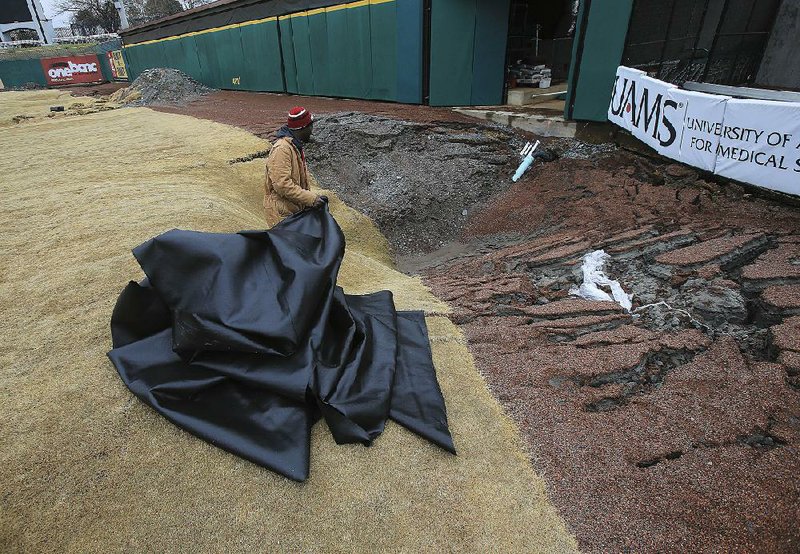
[123,0,184,26]
[57,0,188,32]
[180,0,216,8]
[56,0,120,33]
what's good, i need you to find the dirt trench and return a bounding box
[419,152,800,553]
[305,112,527,254]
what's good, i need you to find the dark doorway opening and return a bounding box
[504,0,577,107]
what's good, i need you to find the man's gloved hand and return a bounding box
[312,195,328,209]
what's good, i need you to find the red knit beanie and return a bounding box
[287,106,313,130]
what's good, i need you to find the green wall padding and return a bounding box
[216,28,248,89]
[347,5,372,99]
[0,58,47,88]
[126,23,284,93]
[369,1,398,101]
[94,39,123,82]
[307,12,330,95]
[120,0,426,104]
[429,0,477,106]
[195,32,222,87]
[289,15,315,95]
[161,37,202,82]
[566,0,633,121]
[471,0,510,105]
[278,16,298,94]
[121,46,142,79]
[239,21,284,92]
[395,0,422,103]
[142,42,166,71]
[324,7,350,97]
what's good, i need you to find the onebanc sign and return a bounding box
[40,55,104,86]
[608,66,800,196]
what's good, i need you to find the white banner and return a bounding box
[608,67,647,133]
[668,89,729,172]
[607,66,800,196]
[714,99,800,196]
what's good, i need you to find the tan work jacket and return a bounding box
[263,137,317,226]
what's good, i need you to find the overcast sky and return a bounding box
[38,0,70,27]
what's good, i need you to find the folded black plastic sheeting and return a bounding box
[107,205,455,481]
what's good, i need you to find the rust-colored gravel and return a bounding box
[761,285,800,309]
[424,153,800,553]
[655,234,763,265]
[153,90,477,138]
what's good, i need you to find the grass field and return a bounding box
[0,94,577,552]
[0,43,100,61]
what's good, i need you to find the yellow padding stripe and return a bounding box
[125,16,277,47]
[302,0,391,16]
[125,0,394,48]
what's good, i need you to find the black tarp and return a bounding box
[107,205,455,481]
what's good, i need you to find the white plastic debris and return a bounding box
[569,250,633,311]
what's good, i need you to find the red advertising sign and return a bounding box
[40,55,104,86]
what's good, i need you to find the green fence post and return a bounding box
[565,0,634,121]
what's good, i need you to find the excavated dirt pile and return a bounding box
[306,112,527,254]
[421,150,800,553]
[110,68,213,106]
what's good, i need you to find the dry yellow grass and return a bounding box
[0,90,114,128]
[0,94,578,553]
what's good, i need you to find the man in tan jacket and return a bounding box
[263,106,325,226]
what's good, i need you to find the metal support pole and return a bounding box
[728,0,757,83]
[656,0,678,79]
[688,0,710,62]
[114,1,130,30]
[701,0,730,83]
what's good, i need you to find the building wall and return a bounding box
[756,0,800,89]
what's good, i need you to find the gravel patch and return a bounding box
[111,68,213,106]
